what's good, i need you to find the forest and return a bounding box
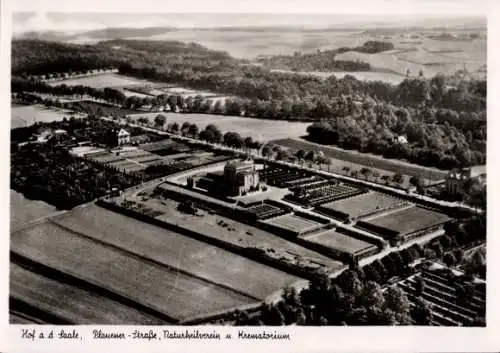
[11,39,486,170]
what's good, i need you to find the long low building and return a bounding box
[356,206,452,246]
[300,227,379,261]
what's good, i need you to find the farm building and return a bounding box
[446,165,486,195]
[117,129,130,145]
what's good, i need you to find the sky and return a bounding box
[8,0,490,34]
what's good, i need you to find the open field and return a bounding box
[273,138,447,181]
[263,213,323,234]
[9,312,45,324]
[10,263,166,324]
[10,190,58,232]
[11,105,84,129]
[128,113,310,142]
[47,73,159,88]
[51,204,303,299]
[336,38,486,78]
[12,221,257,321]
[359,206,451,236]
[317,191,409,221]
[302,229,378,255]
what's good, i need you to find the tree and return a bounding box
[392,172,404,184]
[244,136,254,150]
[261,144,273,158]
[384,286,412,324]
[295,149,306,161]
[181,122,191,136]
[170,122,179,134]
[223,131,244,149]
[414,277,426,296]
[411,298,433,325]
[362,281,385,309]
[276,148,292,161]
[443,253,456,267]
[154,114,167,128]
[188,123,199,138]
[360,167,372,180]
[304,150,317,162]
[409,175,424,189]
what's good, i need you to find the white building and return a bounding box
[117,129,131,145]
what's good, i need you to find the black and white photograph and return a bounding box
[5,0,492,340]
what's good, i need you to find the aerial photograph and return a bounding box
[10,5,486,327]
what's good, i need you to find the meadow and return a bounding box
[11,104,84,129]
[129,112,310,142]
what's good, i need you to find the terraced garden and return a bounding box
[396,269,486,326]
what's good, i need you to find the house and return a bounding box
[117,128,131,145]
[446,165,486,195]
